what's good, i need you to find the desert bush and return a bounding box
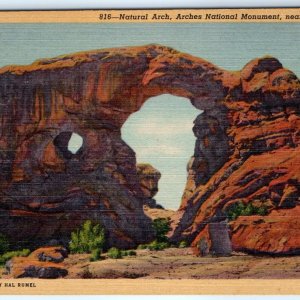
[137,244,148,250]
[147,240,169,251]
[135,218,171,251]
[89,248,102,262]
[178,240,188,248]
[121,250,137,256]
[152,218,171,242]
[128,250,137,256]
[226,201,268,221]
[137,240,169,251]
[136,218,171,251]
[107,247,123,259]
[0,249,30,265]
[0,234,9,255]
[256,206,268,216]
[69,220,105,254]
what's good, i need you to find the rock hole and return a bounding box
[53,131,83,159]
[68,133,83,154]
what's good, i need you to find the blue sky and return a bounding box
[122,95,200,209]
[1,23,299,209]
[0,23,299,74]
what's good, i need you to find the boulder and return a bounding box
[6,258,68,279]
[30,246,68,263]
[5,247,68,278]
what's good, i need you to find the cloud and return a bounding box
[136,144,185,158]
[129,119,194,137]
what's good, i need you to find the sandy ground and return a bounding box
[143,206,175,220]
[64,247,300,279]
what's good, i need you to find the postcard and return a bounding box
[0,8,299,295]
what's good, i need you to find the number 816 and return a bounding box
[99,14,112,20]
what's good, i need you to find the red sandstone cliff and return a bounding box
[0,45,299,254]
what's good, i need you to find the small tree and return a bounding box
[137,218,172,252]
[152,218,171,243]
[69,220,105,254]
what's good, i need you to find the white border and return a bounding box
[0,1,299,299]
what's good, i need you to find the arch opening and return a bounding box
[54,131,83,159]
[122,94,201,210]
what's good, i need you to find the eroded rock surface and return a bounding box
[0,45,299,254]
[231,206,300,255]
[137,163,162,208]
[171,56,300,255]
[5,247,68,278]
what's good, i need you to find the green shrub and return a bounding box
[69,220,105,254]
[147,240,169,251]
[89,248,102,262]
[0,234,9,255]
[257,206,268,216]
[137,244,148,250]
[107,247,123,259]
[178,241,188,248]
[128,250,137,256]
[147,240,160,251]
[137,240,170,251]
[136,218,171,251]
[0,249,30,265]
[119,250,137,257]
[152,218,171,243]
[226,201,269,221]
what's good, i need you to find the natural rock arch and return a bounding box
[0,44,299,253]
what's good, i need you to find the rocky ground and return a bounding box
[64,248,300,279]
[2,246,300,279]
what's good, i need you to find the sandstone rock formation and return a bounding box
[30,246,68,263]
[5,247,68,278]
[137,163,162,208]
[231,206,300,255]
[0,44,299,254]
[143,206,175,221]
[172,56,300,255]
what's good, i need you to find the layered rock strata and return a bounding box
[0,45,298,254]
